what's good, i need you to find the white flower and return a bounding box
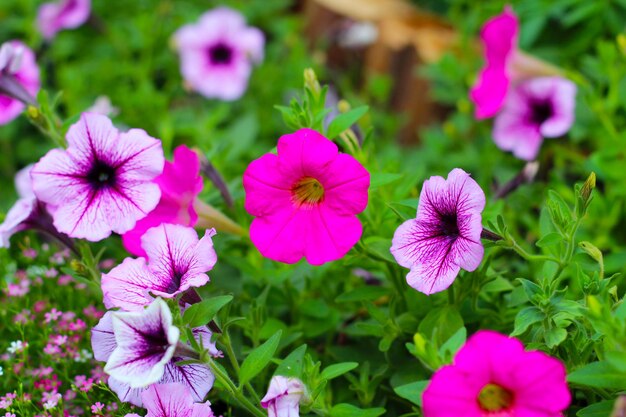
[0,366,3,376]
[7,341,25,354]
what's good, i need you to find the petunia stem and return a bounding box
[220,330,262,404]
[509,239,560,264]
[204,356,266,417]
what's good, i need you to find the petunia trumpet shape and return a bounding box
[37,0,91,40]
[0,41,40,125]
[243,128,370,265]
[91,302,217,406]
[422,330,570,417]
[173,7,264,101]
[493,76,576,161]
[261,376,306,417]
[141,383,215,417]
[390,168,485,295]
[31,113,164,242]
[469,7,561,119]
[102,224,217,311]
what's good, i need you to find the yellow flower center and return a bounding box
[292,177,325,207]
[478,383,513,412]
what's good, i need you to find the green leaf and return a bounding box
[393,380,429,406]
[369,173,403,190]
[329,404,385,417]
[536,232,563,249]
[239,330,282,386]
[576,400,614,417]
[320,362,359,380]
[568,361,626,389]
[511,306,544,336]
[182,295,233,328]
[544,327,567,348]
[439,327,466,358]
[274,344,307,378]
[335,286,390,303]
[326,105,369,139]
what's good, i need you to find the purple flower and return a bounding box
[101,224,218,311]
[0,41,40,125]
[390,169,485,295]
[31,113,165,241]
[37,0,91,40]
[91,302,217,406]
[173,7,264,101]
[493,76,576,161]
[141,383,214,417]
[261,376,306,417]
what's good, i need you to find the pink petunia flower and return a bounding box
[0,41,40,125]
[31,113,165,242]
[173,7,264,101]
[261,376,306,417]
[469,7,561,120]
[390,168,485,295]
[493,76,576,161]
[91,303,217,406]
[141,383,214,417]
[422,330,570,417]
[0,166,40,249]
[243,128,370,265]
[37,0,91,40]
[122,145,203,257]
[102,224,217,311]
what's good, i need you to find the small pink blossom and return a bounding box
[422,330,570,417]
[34,300,47,313]
[261,376,306,417]
[0,41,40,125]
[31,113,165,242]
[91,402,105,414]
[493,76,576,161]
[44,308,63,323]
[174,7,264,101]
[243,128,370,265]
[37,0,91,40]
[58,275,74,285]
[123,145,204,257]
[390,169,485,295]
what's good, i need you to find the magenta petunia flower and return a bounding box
[243,128,370,265]
[141,383,214,417]
[469,7,518,120]
[261,376,306,417]
[122,145,203,257]
[493,76,576,161]
[31,113,165,242]
[422,330,570,417]
[102,224,217,311]
[390,168,485,295]
[0,41,40,125]
[173,7,264,101]
[91,303,217,406]
[37,0,91,40]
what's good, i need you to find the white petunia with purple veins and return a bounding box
[101,224,217,311]
[91,302,218,406]
[261,376,306,417]
[104,298,180,388]
[390,168,485,295]
[493,76,577,161]
[173,7,264,101]
[30,113,164,242]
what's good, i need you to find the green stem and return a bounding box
[510,239,560,264]
[221,331,261,404]
[206,357,266,417]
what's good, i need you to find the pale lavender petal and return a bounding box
[91,312,116,362]
[407,260,461,295]
[37,0,91,40]
[108,377,144,406]
[15,164,35,198]
[539,78,577,138]
[0,197,36,248]
[101,258,157,311]
[105,299,179,388]
[455,213,484,272]
[493,106,544,161]
[261,376,305,417]
[141,383,195,417]
[160,359,214,403]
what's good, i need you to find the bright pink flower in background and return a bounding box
[91,302,217,406]
[422,330,570,417]
[261,376,306,417]
[390,169,485,295]
[0,41,40,125]
[243,128,370,265]
[122,145,203,257]
[141,383,214,417]
[102,224,217,311]
[469,7,518,119]
[493,76,576,161]
[37,0,91,40]
[31,113,164,241]
[174,7,264,101]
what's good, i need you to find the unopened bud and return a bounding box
[586,295,602,317]
[338,99,351,113]
[413,333,427,355]
[580,172,596,204]
[303,68,321,97]
[579,241,603,265]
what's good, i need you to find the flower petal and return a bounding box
[101,258,158,311]
[91,312,116,362]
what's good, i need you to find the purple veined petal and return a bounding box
[101,257,158,311]
[141,224,217,298]
[0,197,36,248]
[406,254,462,295]
[16,164,35,198]
[261,376,305,417]
[108,377,144,407]
[141,383,196,417]
[91,311,116,362]
[105,299,180,388]
[161,359,215,403]
[455,212,484,272]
